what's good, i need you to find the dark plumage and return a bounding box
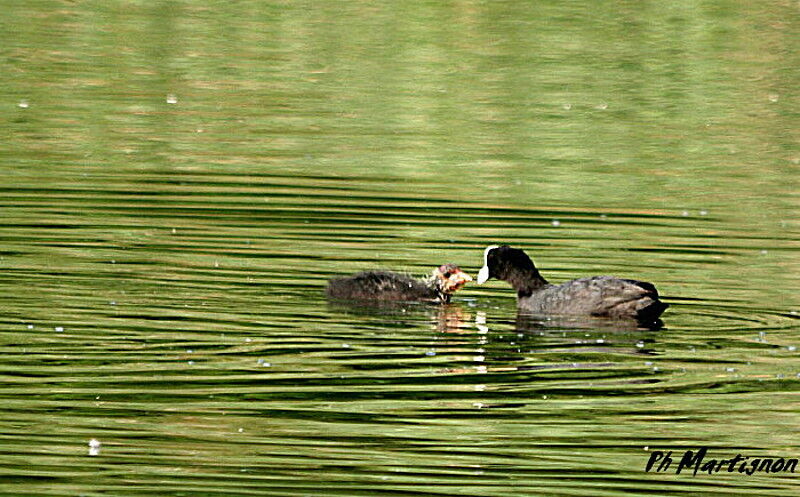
[477,245,668,322]
[326,263,472,303]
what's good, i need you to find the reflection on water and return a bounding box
[515,312,665,332]
[2,0,799,496]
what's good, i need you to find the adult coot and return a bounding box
[477,245,668,322]
[327,263,472,303]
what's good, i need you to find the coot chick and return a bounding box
[327,263,472,303]
[477,245,668,322]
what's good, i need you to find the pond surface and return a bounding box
[2,1,799,496]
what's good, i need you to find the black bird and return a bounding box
[327,263,472,303]
[477,245,668,322]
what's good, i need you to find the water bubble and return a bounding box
[238,428,244,433]
[88,439,101,456]
[562,103,572,110]
[17,100,29,109]
[551,219,561,227]
[636,341,645,348]
[699,210,708,216]
[342,343,351,349]
[166,94,178,104]
[726,367,736,373]
[425,350,436,356]
[788,346,797,352]
[54,326,64,332]
[26,324,33,330]
[768,94,779,103]
[681,211,690,217]
[187,360,195,365]
[760,249,768,255]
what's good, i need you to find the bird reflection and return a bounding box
[515,313,664,333]
[327,298,664,410]
[432,304,474,333]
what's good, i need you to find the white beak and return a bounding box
[477,265,490,284]
[477,245,498,284]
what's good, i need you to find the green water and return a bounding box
[1,1,799,496]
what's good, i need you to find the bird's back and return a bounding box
[519,276,668,321]
[326,271,436,301]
